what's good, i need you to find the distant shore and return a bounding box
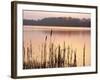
[24,26,90,32]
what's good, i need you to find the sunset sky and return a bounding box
[23,10,91,20]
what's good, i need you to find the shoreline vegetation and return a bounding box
[23,29,86,69]
[24,26,91,32]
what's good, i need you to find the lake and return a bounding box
[23,26,91,68]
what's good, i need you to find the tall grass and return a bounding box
[23,29,86,69]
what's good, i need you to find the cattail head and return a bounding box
[50,29,53,36]
[45,35,47,41]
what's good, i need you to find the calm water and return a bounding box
[23,26,91,67]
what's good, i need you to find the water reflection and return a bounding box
[23,26,91,69]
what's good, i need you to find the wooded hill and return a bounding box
[23,17,90,27]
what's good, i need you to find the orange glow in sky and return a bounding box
[23,10,91,20]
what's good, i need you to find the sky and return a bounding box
[23,10,91,20]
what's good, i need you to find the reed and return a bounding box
[23,29,86,69]
[83,44,86,66]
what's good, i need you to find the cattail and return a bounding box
[58,45,61,67]
[49,45,51,67]
[51,43,54,67]
[50,29,53,37]
[54,51,57,67]
[41,44,44,68]
[27,46,29,64]
[73,49,77,67]
[54,47,58,67]
[83,44,85,66]
[70,49,73,65]
[49,29,54,68]
[23,45,25,69]
[67,45,70,67]
[28,40,33,68]
[43,35,47,68]
[63,41,66,67]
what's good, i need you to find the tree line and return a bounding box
[23,17,90,27]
